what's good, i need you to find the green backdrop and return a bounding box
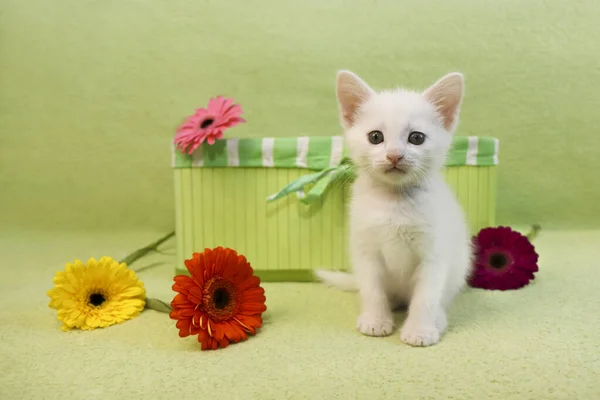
[1,0,599,231]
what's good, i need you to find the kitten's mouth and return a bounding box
[385,165,408,174]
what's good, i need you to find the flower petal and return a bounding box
[173,275,194,293]
[235,314,263,332]
[171,293,194,308]
[211,321,226,341]
[188,286,204,304]
[223,320,248,342]
[239,302,267,314]
[176,318,192,337]
[118,286,145,298]
[237,276,261,291]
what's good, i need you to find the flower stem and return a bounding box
[145,298,172,313]
[526,224,541,241]
[119,231,175,267]
[117,231,176,314]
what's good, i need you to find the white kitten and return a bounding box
[315,71,472,347]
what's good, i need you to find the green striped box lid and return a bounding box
[172,136,499,170]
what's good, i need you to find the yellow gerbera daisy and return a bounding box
[47,256,146,331]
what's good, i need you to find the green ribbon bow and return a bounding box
[266,160,354,205]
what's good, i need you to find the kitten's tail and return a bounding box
[313,269,357,291]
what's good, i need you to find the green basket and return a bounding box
[172,136,498,282]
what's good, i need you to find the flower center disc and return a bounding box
[89,292,106,307]
[203,277,237,321]
[488,252,508,269]
[200,118,214,129]
[213,288,230,309]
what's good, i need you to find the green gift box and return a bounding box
[172,135,498,282]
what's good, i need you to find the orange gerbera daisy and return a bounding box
[170,247,267,350]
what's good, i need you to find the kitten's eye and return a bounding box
[408,131,426,145]
[368,130,384,144]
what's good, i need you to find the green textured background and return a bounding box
[1,0,599,231]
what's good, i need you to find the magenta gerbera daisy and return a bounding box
[174,96,246,154]
[469,226,540,291]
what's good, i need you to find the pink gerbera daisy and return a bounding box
[174,96,246,154]
[469,226,540,291]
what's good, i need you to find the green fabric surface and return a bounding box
[0,229,598,399]
[1,1,600,231]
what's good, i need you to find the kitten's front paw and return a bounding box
[400,321,440,347]
[356,313,394,337]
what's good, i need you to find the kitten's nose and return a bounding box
[386,154,403,165]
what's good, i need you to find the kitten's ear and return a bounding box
[423,72,464,132]
[336,70,375,128]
